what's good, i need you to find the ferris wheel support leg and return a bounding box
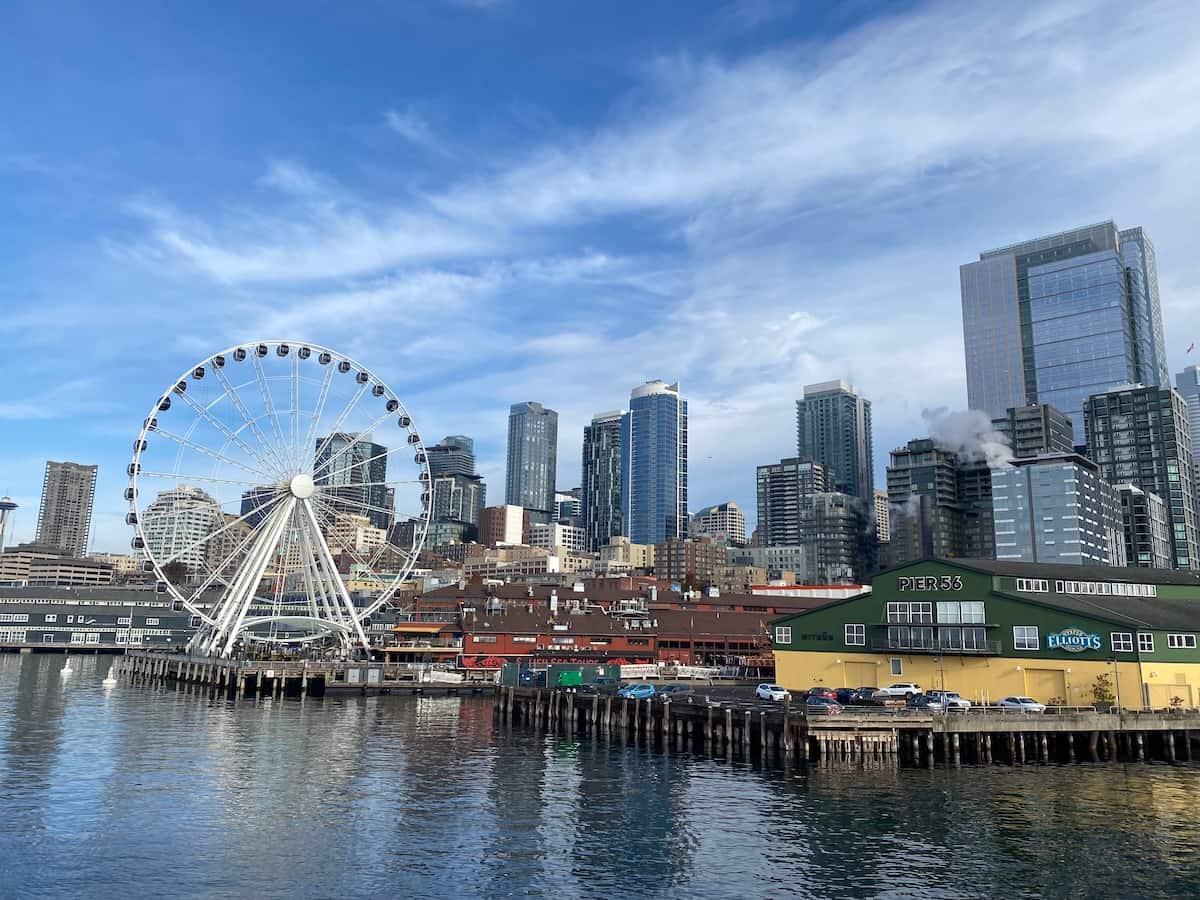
[219,498,297,658]
[300,499,371,653]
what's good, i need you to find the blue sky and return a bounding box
[3,0,1200,553]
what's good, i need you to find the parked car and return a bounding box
[617,683,656,700]
[833,687,859,704]
[805,695,844,715]
[872,682,922,700]
[756,683,792,701]
[801,686,838,701]
[657,684,694,699]
[998,696,1046,713]
[579,678,619,696]
[907,694,949,712]
[926,690,971,711]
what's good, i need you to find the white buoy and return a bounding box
[102,667,118,687]
[61,656,74,677]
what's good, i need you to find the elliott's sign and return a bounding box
[1046,627,1102,653]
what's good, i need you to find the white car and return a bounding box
[927,690,972,711]
[872,682,922,699]
[756,683,791,701]
[998,696,1046,713]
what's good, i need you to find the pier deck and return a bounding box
[495,686,1200,767]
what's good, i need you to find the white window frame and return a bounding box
[1167,633,1197,650]
[145,618,159,626]
[844,624,865,646]
[889,658,902,676]
[1013,626,1039,651]
[44,614,57,623]
[1137,632,1154,653]
[1111,632,1134,653]
[775,626,792,645]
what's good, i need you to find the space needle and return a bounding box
[0,496,16,551]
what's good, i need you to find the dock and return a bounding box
[118,650,493,698]
[495,686,1200,767]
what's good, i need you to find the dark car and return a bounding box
[834,687,858,705]
[805,695,844,715]
[657,684,694,699]
[850,687,880,705]
[802,686,838,701]
[580,677,620,695]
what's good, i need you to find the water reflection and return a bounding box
[1,653,1199,898]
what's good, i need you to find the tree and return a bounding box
[1092,673,1115,708]
[161,560,190,585]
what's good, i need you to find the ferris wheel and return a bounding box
[126,341,431,657]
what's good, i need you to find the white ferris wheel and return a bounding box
[126,341,431,658]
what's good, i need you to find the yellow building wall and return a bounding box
[775,651,1200,708]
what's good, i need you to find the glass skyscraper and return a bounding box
[620,381,688,545]
[795,380,874,503]
[961,221,1169,443]
[581,411,623,552]
[313,434,390,530]
[505,402,558,524]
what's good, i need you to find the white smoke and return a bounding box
[921,407,1013,469]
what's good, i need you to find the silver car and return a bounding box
[998,696,1046,713]
[927,690,971,711]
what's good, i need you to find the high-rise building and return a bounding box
[873,490,890,545]
[581,411,623,552]
[529,521,587,554]
[1084,384,1198,569]
[690,502,747,546]
[886,439,993,564]
[799,492,873,584]
[554,490,582,523]
[141,485,225,577]
[426,436,476,478]
[430,473,486,528]
[655,536,724,589]
[1176,365,1200,522]
[1117,484,1173,570]
[35,461,98,558]
[961,221,1169,442]
[756,459,828,547]
[478,505,530,548]
[990,404,1075,459]
[795,381,874,502]
[991,453,1125,566]
[506,402,558,524]
[621,381,688,545]
[314,434,390,530]
[240,486,278,529]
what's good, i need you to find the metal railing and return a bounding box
[868,639,1002,655]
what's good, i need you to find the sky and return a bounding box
[2,0,1200,554]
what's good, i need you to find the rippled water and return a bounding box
[2,653,1199,898]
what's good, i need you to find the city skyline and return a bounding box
[3,2,1200,554]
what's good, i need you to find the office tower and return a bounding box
[990,404,1075,459]
[873,490,890,545]
[314,434,390,530]
[581,411,623,552]
[479,505,530,547]
[961,221,1169,442]
[529,521,586,553]
[690,502,747,546]
[506,402,558,524]
[426,436,476,478]
[35,461,98,558]
[240,486,278,529]
[1118,484,1173,569]
[1084,384,1198,569]
[886,439,993,563]
[799,492,873,584]
[621,381,688,545]
[655,537,725,590]
[141,486,225,575]
[430,473,486,529]
[795,381,874,502]
[1176,365,1200,522]
[555,490,582,522]
[756,458,828,547]
[991,454,1125,566]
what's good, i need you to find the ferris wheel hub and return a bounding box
[289,473,316,499]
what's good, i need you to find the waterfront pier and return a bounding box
[495,686,1200,768]
[118,650,492,698]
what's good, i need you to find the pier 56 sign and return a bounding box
[1046,627,1102,653]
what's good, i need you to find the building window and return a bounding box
[145,618,159,626]
[44,614,57,623]
[628,638,650,646]
[775,626,792,645]
[550,636,574,645]
[473,635,497,643]
[512,636,536,644]
[845,624,865,646]
[1013,626,1039,651]
[1111,633,1134,653]
[1016,578,1049,593]
[43,634,54,643]
[1137,633,1154,653]
[1168,634,1197,650]
[889,658,902,676]
[936,601,985,624]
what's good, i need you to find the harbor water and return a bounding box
[2,653,1198,899]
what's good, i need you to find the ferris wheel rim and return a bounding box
[126,339,432,635]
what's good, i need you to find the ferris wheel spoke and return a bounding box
[297,520,339,625]
[290,353,301,474]
[138,471,266,490]
[308,497,389,572]
[182,510,276,614]
[216,496,298,657]
[211,364,292,478]
[310,408,400,481]
[312,381,370,472]
[300,364,336,468]
[154,489,288,567]
[150,425,277,482]
[299,499,371,649]
[251,352,292,473]
[312,495,398,522]
[171,387,280,479]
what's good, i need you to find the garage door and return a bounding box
[1146,683,1193,709]
[843,662,878,688]
[1023,668,1067,704]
